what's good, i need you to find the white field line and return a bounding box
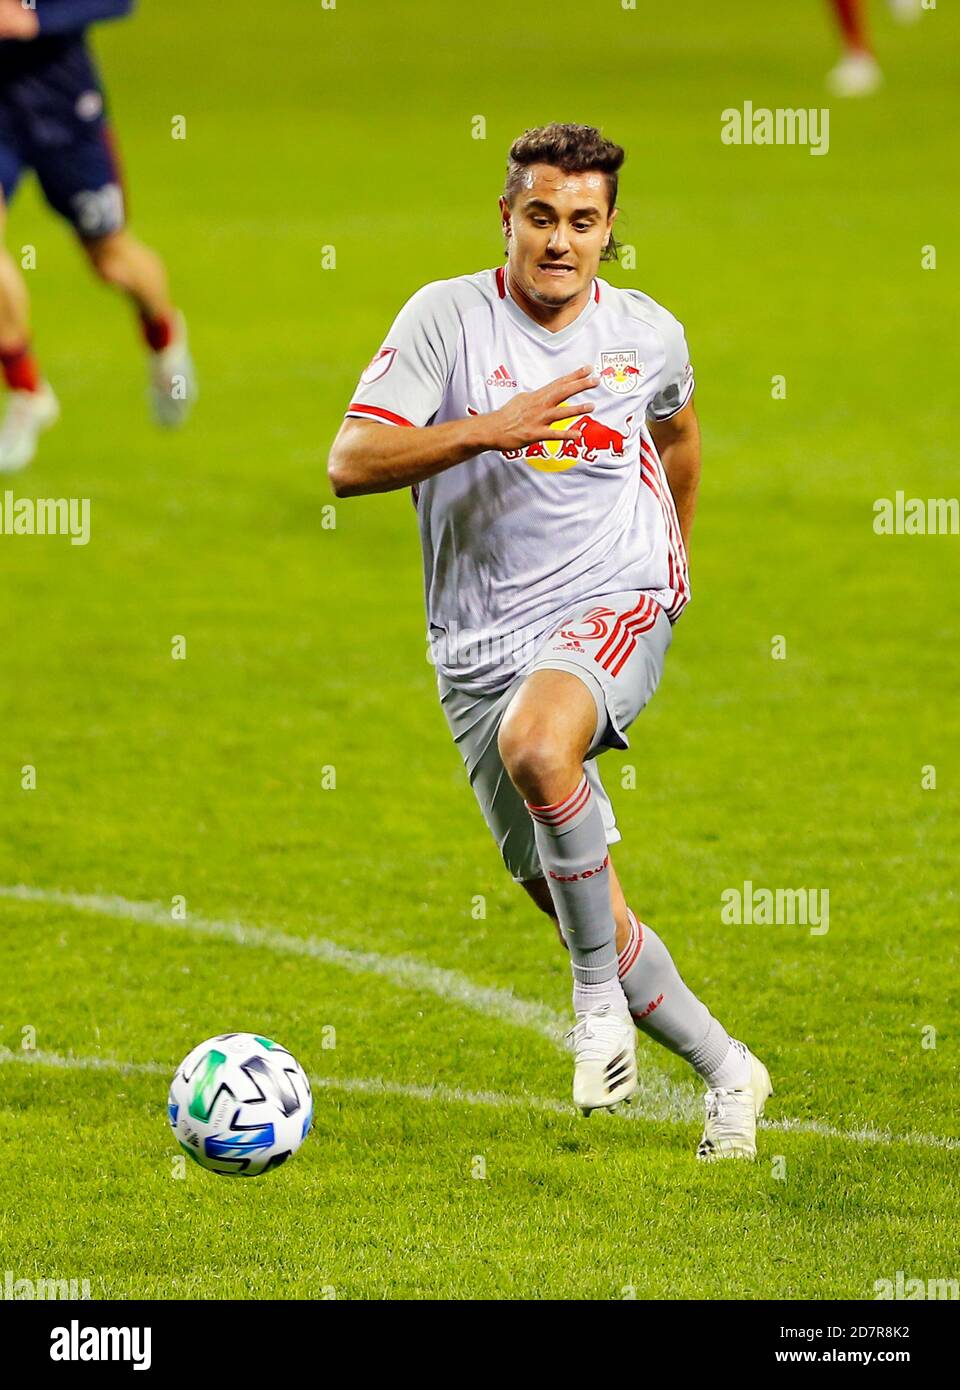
[0,882,694,1123]
[759,1114,960,1151]
[0,1046,573,1118]
[2,885,957,1152]
[2,1047,958,1153]
[1,884,563,1034]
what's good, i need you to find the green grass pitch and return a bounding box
[0,0,957,1299]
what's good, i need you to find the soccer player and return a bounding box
[328,123,772,1160]
[825,0,922,97]
[0,0,195,472]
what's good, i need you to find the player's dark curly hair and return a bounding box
[503,122,625,262]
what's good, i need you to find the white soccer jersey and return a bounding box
[345,266,693,694]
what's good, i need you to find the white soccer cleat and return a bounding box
[566,1003,638,1116]
[0,383,60,473]
[696,1051,773,1162]
[149,311,197,428]
[826,51,883,98]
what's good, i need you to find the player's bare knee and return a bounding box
[498,724,574,804]
[84,234,130,288]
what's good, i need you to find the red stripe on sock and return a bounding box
[0,344,40,393]
[526,777,590,827]
[525,775,588,815]
[140,312,174,353]
[831,0,870,51]
[618,909,644,977]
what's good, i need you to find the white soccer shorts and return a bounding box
[437,591,673,883]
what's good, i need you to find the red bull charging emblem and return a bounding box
[515,404,635,473]
[468,397,636,473]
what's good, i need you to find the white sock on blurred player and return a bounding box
[0,382,60,473]
[827,50,882,97]
[146,310,197,428]
[888,0,921,23]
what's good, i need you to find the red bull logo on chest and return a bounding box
[599,350,645,395]
[467,404,636,473]
[519,408,636,472]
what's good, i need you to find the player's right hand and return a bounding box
[478,365,599,452]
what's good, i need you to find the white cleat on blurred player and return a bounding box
[888,0,921,24]
[0,383,60,473]
[149,311,197,428]
[696,1051,773,1162]
[566,1003,638,1115]
[827,51,883,98]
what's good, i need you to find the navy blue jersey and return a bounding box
[0,1,135,236]
[2,0,133,44]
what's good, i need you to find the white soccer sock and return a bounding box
[527,775,629,1020]
[702,1038,752,1090]
[572,976,630,1017]
[618,909,751,1085]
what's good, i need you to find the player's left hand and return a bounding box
[0,0,40,40]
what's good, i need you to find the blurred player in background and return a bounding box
[0,0,195,472]
[826,0,922,96]
[329,123,772,1161]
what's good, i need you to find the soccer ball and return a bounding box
[168,1032,313,1176]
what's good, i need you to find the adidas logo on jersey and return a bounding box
[486,364,517,387]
